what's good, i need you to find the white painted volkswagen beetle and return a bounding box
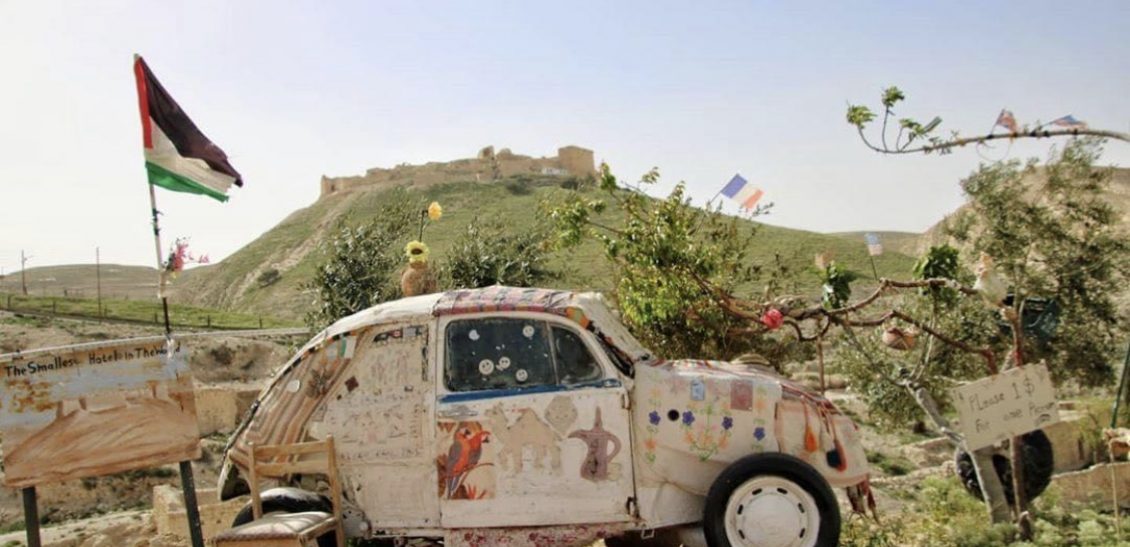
[219,287,871,547]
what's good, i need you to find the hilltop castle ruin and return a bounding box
[319,145,595,198]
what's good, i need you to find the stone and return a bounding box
[1051,462,1130,507]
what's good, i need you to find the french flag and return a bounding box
[719,174,764,210]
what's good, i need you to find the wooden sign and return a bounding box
[951,364,1060,451]
[0,339,201,488]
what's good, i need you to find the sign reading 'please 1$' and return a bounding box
[951,363,1060,451]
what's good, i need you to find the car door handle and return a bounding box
[438,405,478,419]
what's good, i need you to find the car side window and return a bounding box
[445,318,555,392]
[552,326,601,385]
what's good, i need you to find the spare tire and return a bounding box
[954,429,1054,504]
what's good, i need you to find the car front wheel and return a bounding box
[703,453,840,547]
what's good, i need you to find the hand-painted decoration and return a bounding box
[434,286,591,329]
[730,381,753,411]
[642,389,663,466]
[690,378,705,401]
[0,339,200,488]
[306,336,354,398]
[544,395,578,435]
[636,359,868,488]
[484,404,562,471]
[567,408,622,481]
[325,393,425,462]
[680,397,733,461]
[373,324,425,346]
[436,421,494,500]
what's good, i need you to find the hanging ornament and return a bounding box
[760,308,784,330]
[881,327,917,351]
[973,252,1007,308]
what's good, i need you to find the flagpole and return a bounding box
[148,182,172,334]
[147,181,205,547]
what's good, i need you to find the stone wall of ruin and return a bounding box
[318,145,595,198]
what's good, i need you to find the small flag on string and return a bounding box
[995,109,1019,133]
[133,55,243,202]
[865,233,883,256]
[719,174,764,210]
[1049,115,1087,129]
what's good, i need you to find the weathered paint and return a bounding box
[0,339,200,488]
[219,286,869,542]
[633,359,868,506]
[435,311,635,529]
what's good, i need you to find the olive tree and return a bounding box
[545,164,800,362]
[303,193,416,328]
[443,217,557,289]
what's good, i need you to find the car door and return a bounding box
[434,312,635,528]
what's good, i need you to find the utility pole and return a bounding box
[96,247,103,317]
[20,250,31,296]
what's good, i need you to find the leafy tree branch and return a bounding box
[847,86,1130,154]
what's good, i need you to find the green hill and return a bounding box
[0,264,159,301]
[24,163,1127,323]
[166,174,920,321]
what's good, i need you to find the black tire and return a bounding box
[954,429,1054,504]
[231,488,336,547]
[703,453,840,547]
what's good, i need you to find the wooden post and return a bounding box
[178,461,205,547]
[21,487,41,547]
[96,247,103,321]
[20,250,30,296]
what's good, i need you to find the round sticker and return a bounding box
[498,356,511,370]
[285,380,301,393]
[522,325,536,338]
[516,369,529,382]
[468,329,480,341]
[478,359,495,375]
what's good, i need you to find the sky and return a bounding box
[1,0,1128,274]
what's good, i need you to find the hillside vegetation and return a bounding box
[27,166,1127,323]
[168,175,921,320]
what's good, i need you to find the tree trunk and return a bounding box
[911,387,1012,523]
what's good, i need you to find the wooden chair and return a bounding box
[211,436,346,547]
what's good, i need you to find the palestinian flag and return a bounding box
[133,55,242,202]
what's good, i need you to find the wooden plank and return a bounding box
[951,364,1061,451]
[255,460,329,477]
[0,339,201,488]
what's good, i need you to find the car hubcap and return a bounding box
[723,476,820,547]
